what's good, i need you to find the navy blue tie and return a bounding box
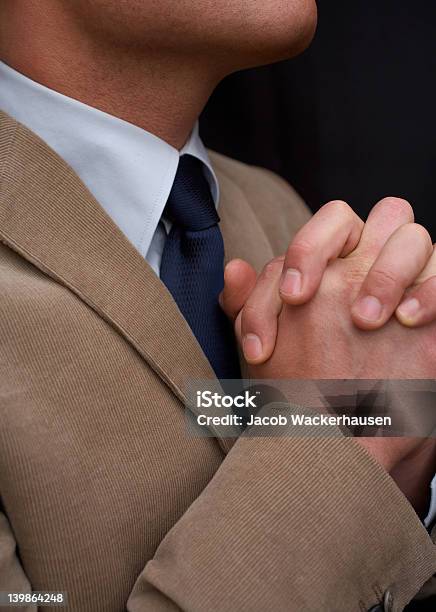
[160,154,240,379]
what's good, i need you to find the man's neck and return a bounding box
[0,4,220,150]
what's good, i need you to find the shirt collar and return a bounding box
[0,60,219,258]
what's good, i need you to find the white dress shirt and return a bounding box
[1,60,435,527]
[0,60,219,276]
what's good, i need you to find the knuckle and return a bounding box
[287,238,313,262]
[261,256,284,281]
[394,223,433,256]
[409,223,432,248]
[241,302,264,330]
[367,266,401,290]
[377,197,414,220]
[323,199,353,217]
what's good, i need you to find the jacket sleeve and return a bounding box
[127,435,436,612]
[0,511,36,611]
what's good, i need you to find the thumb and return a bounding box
[219,259,257,322]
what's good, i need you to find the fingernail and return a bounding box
[397,297,421,322]
[280,269,302,297]
[242,333,263,362]
[355,295,383,322]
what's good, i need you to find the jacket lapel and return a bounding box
[210,151,275,271]
[0,112,274,450]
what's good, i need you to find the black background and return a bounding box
[201,0,436,239]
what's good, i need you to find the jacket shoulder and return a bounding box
[208,151,312,255]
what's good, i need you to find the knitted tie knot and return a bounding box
[164,154,220,231]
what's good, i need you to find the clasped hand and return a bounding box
[220,197,436,514]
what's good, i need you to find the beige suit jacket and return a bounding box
[0,110,435,611]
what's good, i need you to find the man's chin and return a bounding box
[233,1,318,70]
